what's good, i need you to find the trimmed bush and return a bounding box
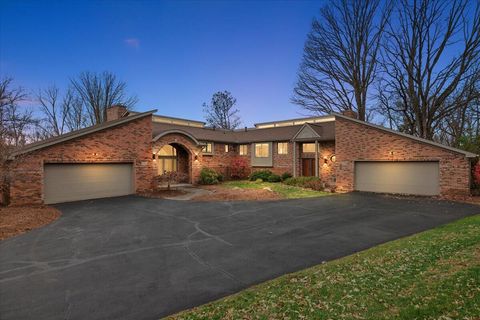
[281,172,292,181]
[199,168,220,185]
[284,176,322,189]
[249,170,273,181]
[267,174,282,183]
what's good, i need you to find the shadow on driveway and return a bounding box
[0,193,478,320]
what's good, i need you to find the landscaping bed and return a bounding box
[167,214,480,320]
[0,206,61,240]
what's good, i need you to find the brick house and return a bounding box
[7,106,476,205]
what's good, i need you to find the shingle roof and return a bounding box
[11,110,157,157]
[152,120,336,143]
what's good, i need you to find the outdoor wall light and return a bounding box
[330,154,336,162]
[389,151,395,156]
[323,158,328,164]
[92,152,98,156]
[194,154,199,161]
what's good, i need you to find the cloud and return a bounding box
[124,38,140,49]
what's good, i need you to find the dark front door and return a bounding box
[302,158,315,176]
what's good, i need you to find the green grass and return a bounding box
[166,215,480,320]
[222,180,332,199]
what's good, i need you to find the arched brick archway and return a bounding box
[152,132,203,183]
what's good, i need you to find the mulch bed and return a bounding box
[0,206,61,241]
[193,185,281,201]
[140,189,188,199]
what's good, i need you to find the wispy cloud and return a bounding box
[124,38,140,49]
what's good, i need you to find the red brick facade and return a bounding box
[334,117,471,196]
[10,116,153,206]
[8,113,473,205]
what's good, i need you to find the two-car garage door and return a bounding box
[354,161,439,196]
[44,163,134,204]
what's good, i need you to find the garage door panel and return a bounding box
[355,161,439,196]
[44,164,133,204]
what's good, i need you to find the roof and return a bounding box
[254,115,335,128]
[11,110,157,157]
[333,113,478,158]
[152,120,335,143]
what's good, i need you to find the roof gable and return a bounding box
[11,110,157,157]
[292,123,321,141]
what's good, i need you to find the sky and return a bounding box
[0,0,324,126]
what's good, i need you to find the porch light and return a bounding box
[330,154,336,162]
[389,151,394,156]
[194,154,199,161]
[323,157,328,164]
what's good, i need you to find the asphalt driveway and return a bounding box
[0,193,479,320]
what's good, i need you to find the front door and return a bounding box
[302,158,315,176]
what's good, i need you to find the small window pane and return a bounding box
[158,145,177,156]
[278,142,288,155]
[303,143,316,153]
[203,142,213,154]
[255,143,269,158]
[239,144,248,155]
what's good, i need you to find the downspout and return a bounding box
[315,140,319,177]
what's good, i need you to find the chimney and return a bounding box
[341,110,358,119]
[106,105,128,121]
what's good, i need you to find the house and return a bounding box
[8,105,476,205]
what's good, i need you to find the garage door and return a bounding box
[44,163,134,204]
[354,161,439,196]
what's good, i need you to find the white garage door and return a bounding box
[354,161,439,196]
[44,163,134,204]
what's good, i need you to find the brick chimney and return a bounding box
[341,110,358,119]
[106,105,128,121]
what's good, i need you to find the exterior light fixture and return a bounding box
[323,158,328,164]
[194,154,199,161]
[330,154,336,162]
[389,151,394,156]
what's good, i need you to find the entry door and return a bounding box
[302,158,315,176]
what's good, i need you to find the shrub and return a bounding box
[304,179,324,191]
[255,178,263,183]
[199,168,220,185]
[284,176,322,189]
[249,170,273,181]
[281,172,292,181]
[154,172,189,190]
[230,157,249,179]
[267,174,282,183]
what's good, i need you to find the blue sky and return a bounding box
[0,0,323,126]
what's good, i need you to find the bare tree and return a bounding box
[379,0,480,140]
[71,71,137,125]
[36,86,87,137]
[0,77,37,204]
[292,0,391,121]
[203,91,241,129]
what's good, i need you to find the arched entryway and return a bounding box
[153,143,190,183]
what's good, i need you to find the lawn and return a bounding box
[166,214,480,320]
[222,180,332,199]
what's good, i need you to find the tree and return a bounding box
[379,0,480,140]
[70,71,137,125]
[292,0,391,121]
[0,77,37,204]
[203,91,241,129]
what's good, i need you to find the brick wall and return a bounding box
[334,117,471,196]
[152,133,204,183]
[10,116,153,206]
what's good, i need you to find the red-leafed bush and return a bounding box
[473,162,480,187]
[230,157,249,179]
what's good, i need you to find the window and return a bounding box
[225,144,229,153]
[156,145,177,174]
[203,142,213,154]
[239,144,248,156]
[254,143,270,158]
[277,142,288,155]
[302,143,316,153]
